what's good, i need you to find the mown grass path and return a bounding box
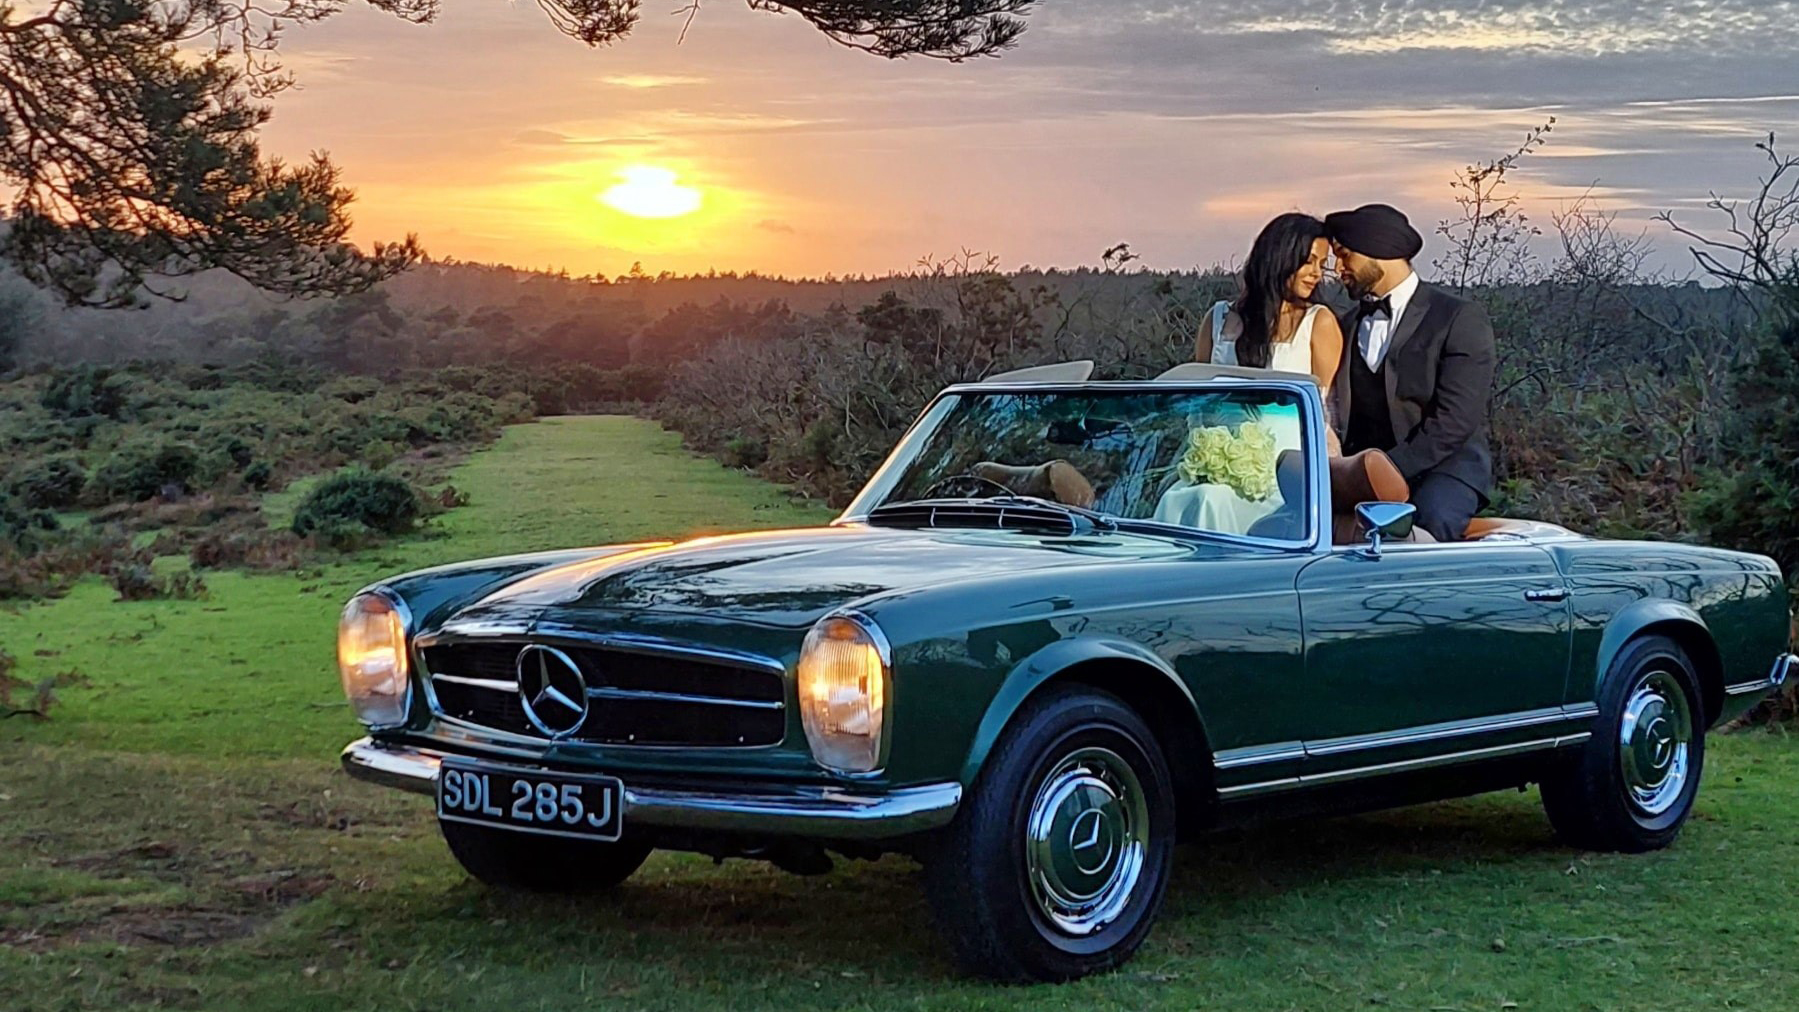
[4,416,1798,1011]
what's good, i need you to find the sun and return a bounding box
[598,166,703,219]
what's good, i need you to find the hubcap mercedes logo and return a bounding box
[517,645,589,738]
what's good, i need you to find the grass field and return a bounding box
[4,416,1798,1011]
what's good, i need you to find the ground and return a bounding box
[2,416,1796,1011]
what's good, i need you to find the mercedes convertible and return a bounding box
[336,361,1794,982]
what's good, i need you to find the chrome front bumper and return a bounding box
[340,738,962,841]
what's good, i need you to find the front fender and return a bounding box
[366,542,672,635]
[956,637,1200,786]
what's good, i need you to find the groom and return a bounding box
[1324,204,1496,542]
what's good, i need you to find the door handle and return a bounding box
[1524,587,1569,603]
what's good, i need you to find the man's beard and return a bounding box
[1342,265,1382,299]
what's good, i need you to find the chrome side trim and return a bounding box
[1213,743,1306,770]
[340,738,960,840]
[1213,706,1599,772]
[1305,705,1598,758]
[1219,735,1579,799]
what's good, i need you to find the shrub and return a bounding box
[722,436,768,469]
[89,439,199,503]
[11,454,86,509]
[291,470,421,542]
[109,562,207,601]
[242,460,273,490]
[41,366,133,419]
[189,528,305,570]
[1695,307,1799,583]
[0,494,58,549]
[360,438,405,471]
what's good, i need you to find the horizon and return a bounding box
[258,1,1797,281]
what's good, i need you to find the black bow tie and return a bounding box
[1361,295,1393,318]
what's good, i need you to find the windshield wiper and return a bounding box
[985,495,1119,532]
[868,495,1119,534]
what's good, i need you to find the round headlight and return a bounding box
[337,592,411,728]
[797,614,889,774]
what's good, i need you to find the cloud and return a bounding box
[511,129,657,147]
[756,219,797,234]
[600,74,709,89]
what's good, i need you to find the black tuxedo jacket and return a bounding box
[1332,281,1495,497]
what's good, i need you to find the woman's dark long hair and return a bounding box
[1230,212,1327,368]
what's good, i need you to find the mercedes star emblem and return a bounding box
[516,644,590,738]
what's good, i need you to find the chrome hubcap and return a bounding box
[1618,670,1693,816]
[1024,746,1148,936]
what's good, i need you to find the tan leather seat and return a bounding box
[1463,517,1578,541]
[971,460,1097,508]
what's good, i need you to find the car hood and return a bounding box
[447,524,1201,631]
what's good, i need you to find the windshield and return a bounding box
[850,387,1314,542]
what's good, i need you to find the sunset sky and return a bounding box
[264,0,1799,280]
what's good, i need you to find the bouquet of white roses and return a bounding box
[1176,421,1279,501]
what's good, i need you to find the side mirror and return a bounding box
[1355,501,1416,558]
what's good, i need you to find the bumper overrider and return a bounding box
[341,737,962,841]
[1725,652,1797,699]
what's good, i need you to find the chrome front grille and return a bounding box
[420,641,786,747]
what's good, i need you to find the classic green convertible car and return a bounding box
[338,363,1794,981]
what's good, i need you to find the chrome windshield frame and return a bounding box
[833,378,1331,554]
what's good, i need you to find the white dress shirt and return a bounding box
[1358,270,1420,370]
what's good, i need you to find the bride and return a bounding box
[1194,211,1345,428]
[1175,211,1407,536]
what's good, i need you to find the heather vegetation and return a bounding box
[0,361,540,600]
[1,129,1794,697]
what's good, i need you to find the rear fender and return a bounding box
[1591,598,1723,722]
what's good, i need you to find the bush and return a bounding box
[360,438,405,471]
[190,528,304,570]
[109,562,207,601]
[1695,307,1799,582]
[291,470,421,543]
[0,494,58,549]
[89,439,199,503]
[10,454,86,509]
[41,366,133,419]
[242,460,273,490]
[722,436,768,469]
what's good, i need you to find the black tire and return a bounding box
[925,686,1176,983]
[1540,634,1707,853]
[441,821,652,892]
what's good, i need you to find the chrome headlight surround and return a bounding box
[797,611,891,774]
[337,590,412,729]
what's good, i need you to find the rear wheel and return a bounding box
[1540,634,1706,852]
[925,686,1175,982]
[441,820,652,892]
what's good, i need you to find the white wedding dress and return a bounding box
[1208,300,1325,375]
[1151,301,1322,536]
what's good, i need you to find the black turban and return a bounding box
[1325,203,1424,260]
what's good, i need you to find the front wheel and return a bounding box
[441,820,652,892]
[1540,634,1706,853]
[925,686,1175,982]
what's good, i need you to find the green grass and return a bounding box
[0,417,833,759]
[4,415,1799,1011]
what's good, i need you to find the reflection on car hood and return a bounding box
[458,524,1199,629]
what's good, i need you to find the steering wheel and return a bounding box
[921,473,1017,500]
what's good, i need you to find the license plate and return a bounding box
[436,758,624,842]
